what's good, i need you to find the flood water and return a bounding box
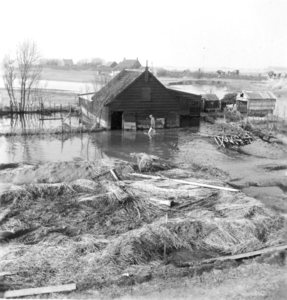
[0,113,80,134]
[0,127,196,165]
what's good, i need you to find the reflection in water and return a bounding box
[0,113,79,133]
[90,130,182,162]
[0,129,190,164]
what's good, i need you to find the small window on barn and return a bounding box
[141,87,151,101]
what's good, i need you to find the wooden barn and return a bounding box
[201,94,220,112]
[167,88,201,127]
[236,91,277,116]
[79,68,184,130]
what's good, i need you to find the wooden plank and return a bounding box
[128,173,239,192]
[4,283,76,298]
[0,272,13,277]
[110,169,119,181]
[205,244,287,263]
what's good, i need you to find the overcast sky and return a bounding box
[0,0,286,71]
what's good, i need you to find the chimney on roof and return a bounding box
[145,60,149,82]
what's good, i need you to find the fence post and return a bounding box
[69,104,71,129]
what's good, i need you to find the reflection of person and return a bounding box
[148,114,156,135]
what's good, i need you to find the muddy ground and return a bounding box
[172,121,287,216]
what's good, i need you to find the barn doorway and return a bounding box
[180,116,200,127]
[111,111,123,130]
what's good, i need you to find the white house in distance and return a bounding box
[236,91,277,116]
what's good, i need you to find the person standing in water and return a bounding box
[148,114,156,135]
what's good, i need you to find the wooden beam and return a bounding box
[4,283,76,298]
[127,173,239,192]
[149,197,174,207]
[205,244,287,263]
[110,169,119,181]
[0,272,13,277]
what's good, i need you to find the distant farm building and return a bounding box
[236,91,277,116]
[111,58,141,76]
[59,59,74,67]
[94,65,112,76]
[201,94,220,112]
[167,88,201,127]
[79,68,200,130]
[104,61,118,68]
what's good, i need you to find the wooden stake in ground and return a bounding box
[4,283,76,298]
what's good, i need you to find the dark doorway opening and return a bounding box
[180,116,200,127]
[111,111,123,130]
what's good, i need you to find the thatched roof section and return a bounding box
[167,88,201,101]
[92,69,144,105]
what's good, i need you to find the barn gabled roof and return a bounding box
[201,94,219,101]
[92,69,144,105]
[113,59,141,71]
[167,88,201,101]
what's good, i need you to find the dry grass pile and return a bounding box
[0,160,118,185]
[0,163,285,290]
[224,110,244,122]
[131,153,174,172]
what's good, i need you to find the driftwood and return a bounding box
[123,180,216,200]
[127,173,239,192]
[214,132,255,148]
[149,197,175,207]
[78,193,111,202]
[205,243,287,263]
[176,244,287,267]
[101,181,129,202]
[4,283,76,298]
[0,272,13,278]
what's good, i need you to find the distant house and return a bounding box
[79,68,184,130]
[111,58,141,76]
[59,59,74,67]
[94,65,112,76]
[236,91,276,116]
[104,61,117,68]
[201,94,220,112]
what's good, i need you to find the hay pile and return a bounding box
[0,161,285,290]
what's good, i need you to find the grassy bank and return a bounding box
[0,125,104,137]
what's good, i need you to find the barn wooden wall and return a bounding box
[107,74,181,128]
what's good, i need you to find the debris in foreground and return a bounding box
[4,283,76,298]
[0,157,285,291]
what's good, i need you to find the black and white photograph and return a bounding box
[0,0,287,299]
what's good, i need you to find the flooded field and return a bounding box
[0,129,191,165]
[0,113,80,134]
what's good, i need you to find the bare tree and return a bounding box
[2,40,42,112]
